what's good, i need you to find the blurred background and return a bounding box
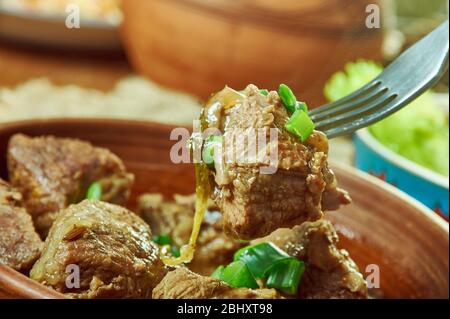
[0,0,448,217]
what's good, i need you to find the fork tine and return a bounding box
[324,75,439,138]
[322,95,400,138]
[314,90,395,131]
[308,80,381,116]
[310,83,387,122]
[318,20,448,139]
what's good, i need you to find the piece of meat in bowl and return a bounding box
[0,178,43,273]
[30,200,167,298]
[254,219,368,299]
[7,134,134,237]
[138,193,245,276]
[153,267,280,299]
[201,84,350,240]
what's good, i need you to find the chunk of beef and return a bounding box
[0,179,43,272]
[254,220,368,299]
[30,200,167,298]
[8,134,134,237]
[202,85,350,240]
[138,193,244,275]
[0,178,22,207]
[153,268,279,299]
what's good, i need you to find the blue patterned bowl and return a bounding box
[354,129,449,220]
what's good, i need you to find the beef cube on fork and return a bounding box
[200,84,350,240]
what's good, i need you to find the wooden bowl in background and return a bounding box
[0,119,448,298]
[0,5,122,51]
[120,0,383,106]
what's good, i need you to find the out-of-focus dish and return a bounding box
[120,0,382,104]
[325,60,449,218]
[354,128,449,219]
[0,0,122,50]
[0,0,122,25]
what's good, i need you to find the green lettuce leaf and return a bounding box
[324,60,449,176]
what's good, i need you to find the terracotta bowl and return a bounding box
[0,119,448,299]
[120,0,383,106]
[0,5,122,51]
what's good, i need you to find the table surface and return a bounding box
[0,40,131,91]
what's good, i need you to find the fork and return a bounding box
[309,20,449,139]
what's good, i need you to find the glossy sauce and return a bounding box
[161,162,211,265]
[162,87,244,266]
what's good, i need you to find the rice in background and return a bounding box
[0,77,201,125]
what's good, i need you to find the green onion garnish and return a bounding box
[259,89,269,96]
[211,265,225,279]
[202,135,223,168]
[278,84,297,113]
[266,258,305,295]
[153,235,180,257]
[278,84,309,113]
[152,234,171,246]
[86,182,102,200]
[285,109,315,142]
[215,242,306,294]
[171,245,181,257]
[220,261,259,289]
[234,242,291,278]
[296,101,308,112]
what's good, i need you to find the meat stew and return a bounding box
[0,84,370,299]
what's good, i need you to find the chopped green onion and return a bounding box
[171,245,181,257]
[86,182,102,200]
[234,242,290,278]
[221,260,259,289]
[285,109,315,142]
[218,242,306,294]
[153,236,180,257]
[259,89,269,96]
[202,135,223,168]
[233,246,248,260]
[152,234,171,246]
[266,258,305,295]
[296,101,308,112]
[211,265,225,279]
[278,84,297,113]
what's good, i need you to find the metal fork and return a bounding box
[309,20,449,139]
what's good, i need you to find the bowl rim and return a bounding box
[355,128,449,189]
[332,161,449,232]
[0,264,65,299]
[0,5,120,29]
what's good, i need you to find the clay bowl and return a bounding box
[0,119,448,299]
[120,0,383,106]
[0,4,122,51]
